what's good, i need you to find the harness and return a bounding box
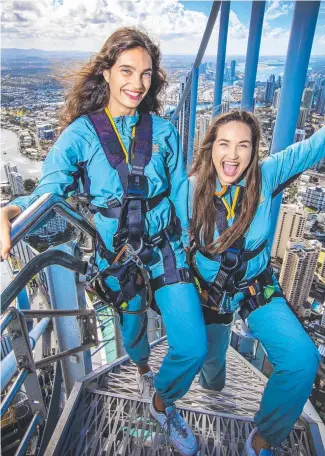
[191,186,281,324]
[85,109,192,315]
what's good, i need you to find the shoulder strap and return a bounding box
[87,110,153,191]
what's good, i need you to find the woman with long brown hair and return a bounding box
[190,110,324,455]
[0,27,207,455]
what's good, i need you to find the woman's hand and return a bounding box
[0,206,22,260]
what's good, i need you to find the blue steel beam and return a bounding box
[241,1,266,112]
[171,1,221,122]
[187,66,199,167]
[213,1,230,117]
[269,0,320,245]
[1,318,50,391]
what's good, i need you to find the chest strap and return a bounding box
[87,109,153,251]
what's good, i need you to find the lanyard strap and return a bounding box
[105,107,136,164]
[221,186,241,221]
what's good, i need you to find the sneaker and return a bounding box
[243,428,273,456]
[149,393,198,456]
[136,370,155,399]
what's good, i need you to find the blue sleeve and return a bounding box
[165,123,190,248]
[8,119,88,211]
[261,126,325,195]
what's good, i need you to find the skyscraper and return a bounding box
[230,60,236,81]
[272,88,281,109]
[279,239,320,315]
[302,88,314,114]
[221,100,230,114]
[316,85,325,115]
[265,74,275,103]
[303,187,325,211]
[271,204,307,260]
[196,113,211,144]
[4,162,24,196]
[294,129,306,143]
[177,74,192,162]
[297,107,308,130]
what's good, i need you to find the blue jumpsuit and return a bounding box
[189,127,324,446]
[9,112,208,406]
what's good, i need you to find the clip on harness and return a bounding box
[85,108,192,315]
[192,186,280,323]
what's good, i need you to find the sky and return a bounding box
[1,0,325,56]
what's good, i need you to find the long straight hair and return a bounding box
[59,27,167,132]
[190,110,261,254]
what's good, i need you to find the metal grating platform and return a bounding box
[46,338,316,456]
[99,342,266,417]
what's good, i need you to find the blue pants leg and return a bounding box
[199,323,231,391]
[248,297,320,447]
[115,285,150,367]
[153,283,208,406]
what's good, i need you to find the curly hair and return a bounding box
[59,27,167,131]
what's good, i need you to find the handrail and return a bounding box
[10,193,96,250]
[1,249,88,313]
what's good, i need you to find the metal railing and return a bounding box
[1,194,99,455]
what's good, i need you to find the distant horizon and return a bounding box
[1,47,325,58]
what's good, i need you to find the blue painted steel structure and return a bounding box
[241,1,266,111]
[187,66,199,167]
[1,317,50,391]
[269,0,321,244]
[213,1,230,117]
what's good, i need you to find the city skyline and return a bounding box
[1,0,325,55]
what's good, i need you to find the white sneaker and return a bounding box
[243,428,273,455]
[136,370,155,399]
[149,394,198,456]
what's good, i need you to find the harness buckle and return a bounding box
[113,228,128,250]
[126,174,147,200]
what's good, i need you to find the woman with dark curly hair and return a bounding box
[1,27,207,456]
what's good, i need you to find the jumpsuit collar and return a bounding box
[215,176,246,195]
[113,110,140,130]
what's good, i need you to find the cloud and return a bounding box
[265,0,292,21]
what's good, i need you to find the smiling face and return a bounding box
[212,121,253,186]
[103,47,152,116]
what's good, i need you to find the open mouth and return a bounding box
[222,161,239,177]
[123,90,143,101]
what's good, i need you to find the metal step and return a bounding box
[46,338,314,456]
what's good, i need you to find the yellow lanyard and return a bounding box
[220,186,241,220]
[105,107,136,164]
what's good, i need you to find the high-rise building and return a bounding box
[302,88,314,114]
[294,129,306,143]
[177,74,191,162]
[297,107,308,130]
[276,75,282,89]
[271,204,307,260]
[303,186,325,211]
[316,85,325,115]
[196,113,211,144]
[4,162,24,196]
[230,60,236,81]
[265,75,275,103]
[221,100,230,114]
[272,88,281,109]
[279,239,320,315]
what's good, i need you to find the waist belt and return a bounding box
[93,191,168,219]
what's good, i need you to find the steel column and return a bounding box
[269,1,320,244]
[213,1,230,117]
[241,1,266,111]
[187,66,199,167]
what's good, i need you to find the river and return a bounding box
[1,129,43,182]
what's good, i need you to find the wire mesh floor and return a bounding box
[55,340,313,456]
